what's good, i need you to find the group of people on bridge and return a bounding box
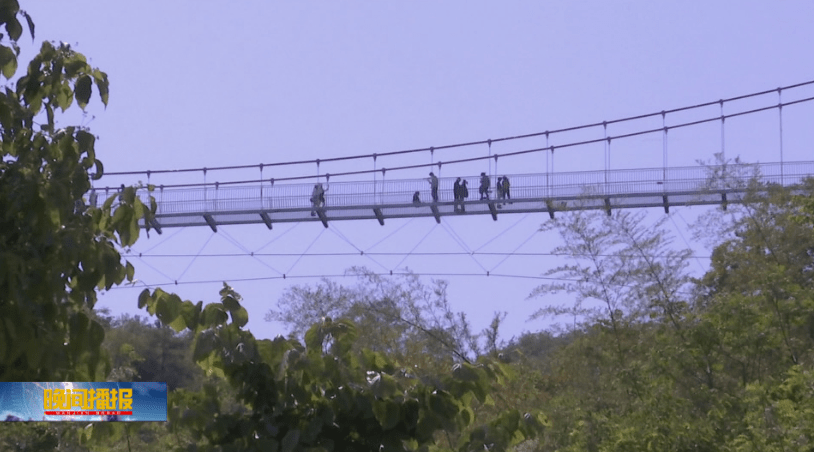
[309,172,511,216]
[417,172,511,213]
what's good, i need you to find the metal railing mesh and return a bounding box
[89,161,814,223]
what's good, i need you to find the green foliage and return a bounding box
[138,283,544,451]
[0,0,154,382]
[267,268,482,378]
[517,182,814,450]
[730,365,814,451]
[101,313,207,391]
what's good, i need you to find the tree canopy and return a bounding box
[0,0,153,383]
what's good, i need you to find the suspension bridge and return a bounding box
[93,81,814,233]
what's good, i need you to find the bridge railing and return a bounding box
[94,161,814,215]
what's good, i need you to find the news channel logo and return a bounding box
[0,382,167,422]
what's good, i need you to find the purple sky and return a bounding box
[21,2,814,342]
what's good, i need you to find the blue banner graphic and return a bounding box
[0,382,167,422]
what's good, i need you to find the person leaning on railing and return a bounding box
[427,172,439,202]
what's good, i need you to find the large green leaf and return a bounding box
[0,45,16,78]
[222,294,240,312]
[74,74,91,108]
[372,399,401,430]
[304,322,325,353]
[21,10,33,40]
[179,300,202,332]
[201,303,228,328]
[5,17,21,41]
[88,319,105,348]
[230,306,249,328]
[137,288,152,309]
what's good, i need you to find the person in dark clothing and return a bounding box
[461,179,469,212]
[453,177,462,212]
[310,183,326,216]
[479,172,490,200]
[502,176,511,204]
[413,191,421,205]
[427,172,439,202]
[496,177,504,208]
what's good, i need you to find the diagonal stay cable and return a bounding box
[364,217,416,252]
[473,212,533,252]
[176,232,215,282]
[440,221,473,253]
[489,227,541,274]
[139,226,187,254]
[392,223,439,271]
[253,222,301,253]
[440,221,489,273]
[220,228,284,276]
[286,228,326,275]
[328,224,390,273]
[131,254,176,283]
[670,210,707,273]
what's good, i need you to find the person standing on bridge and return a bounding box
[428,172,439,203]
[461,179,468,212]
[479,172,490,200]
[310,183,326,216]
[453,177,462,212]
[502,176,511,205]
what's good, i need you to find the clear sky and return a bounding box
[22,2,814,342]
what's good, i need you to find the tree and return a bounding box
[694,182,814,378]
[101,313,206,390]
[267,267,483,377]
[137,284,546,451]
[528,209,693,370]
[0,0,154,382]
[516,177,814,450]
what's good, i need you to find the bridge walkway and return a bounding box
[89,161,814,232]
